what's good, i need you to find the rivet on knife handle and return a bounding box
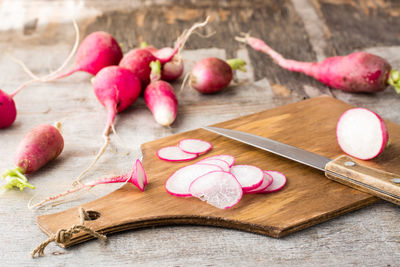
[325,155,400,205]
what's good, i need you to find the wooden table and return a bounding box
[0,0,399,265]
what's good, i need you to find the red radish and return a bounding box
[260,171,287,193]
[230,165,264,191]
[29,159,147,209]
[236,34,400,94]
[196,158,230,172]
[245,171,274,194]
[0,89,17,129]
[178,139,212,154]
[144,60,178,126]
[336,108,389,160]
[154,47,184,81]
[187,57,247,94]
[73,66,141,185]
[1,123,64,191]
[157,146,198,162]
[189,171,243,209]
[165,164,222,197]
[203,155,235,167]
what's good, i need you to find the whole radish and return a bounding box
[1,123,64,191]
[73,66,141,185]
[0,89,17,129]
[236,35,400,94]
[144,60,178,126]
[189,57,247,94]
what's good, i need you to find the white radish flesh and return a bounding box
[157,146,198,162]
[245,172,274,194]
[196,158,230,172]
[230,165,264,191]
[260,171,287,193]
[189,171,243,209]
[132,160,147,191]
[178,139,212,154]
[203,155,235,167]
[165,164,222,196]
[336,108,389,160]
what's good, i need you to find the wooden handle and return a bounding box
[325,155,400,205]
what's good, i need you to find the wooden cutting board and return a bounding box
[37,96,400,247]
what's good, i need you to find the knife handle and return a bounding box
[325,155,400,205]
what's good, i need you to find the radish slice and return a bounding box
[245,171,274,194]
[178,139,212,154]
[196,158,230,172]
[259,171,287,193]
[132,159,147,191]
[165,164,222,196]
[230,165,264,191]
[203,155,235,167]
[157,146,198,162]
[336,108,389,160]
[189,171,243,209]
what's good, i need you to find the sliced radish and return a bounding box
[178,139,212,154]
[204,155,235,167]
[157,146,198,162]
[165,164,222,196]
[131,159,147,191]
[189,171,243,209]
[196,158,230,172]
[336,108,389,160]
[259,171,287,193]
[245,171,274,194]
[230,165,264,191]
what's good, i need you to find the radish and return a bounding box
[196,158,230,172]
[120,17,209,88]
[178,139,212,154]
[230,165,264,191]
[186,57,247,94]
[245,171,274,194]
[157,146,198,162]
[336,108,389,160]
[202,155,235,167]
[189,171,243,209]
[0,89,17,129]
[236,34,400,94]
[1,123,64,191]
[154,47,184,81]
[260,171,287,193]
[29,159,147,209]
[144,60,178,126]
[73,66,141,185]
[165,164,222,197]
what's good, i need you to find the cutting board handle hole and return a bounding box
[84,210,101,221]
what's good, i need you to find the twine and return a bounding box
[31,207,106,258]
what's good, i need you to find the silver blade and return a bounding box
[203,126,331,172]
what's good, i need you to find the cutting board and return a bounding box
[37,96,400,247]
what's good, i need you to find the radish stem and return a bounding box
[226,58,247,72]
[388,70,400,94]
[1,167,35,190]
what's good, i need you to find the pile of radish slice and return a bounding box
[158,139,287,209]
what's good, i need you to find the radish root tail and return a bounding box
[179,72,191,95]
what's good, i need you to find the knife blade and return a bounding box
[203,126,400,205]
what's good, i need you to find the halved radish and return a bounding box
[131,159,147,191]
[230,165,264,191]
[157,146,198,162]
[165,164,222,196]
[178,139,212,154]
[260,171,287,193]
[196,158,230,172]
[189,171,243,209]
[245,171,274,194]
[203,155,235,167]
[336,108,389,160]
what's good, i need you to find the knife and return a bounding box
[203,126,400,206]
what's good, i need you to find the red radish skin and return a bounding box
[144,61,178,126]
[157,146,198,162]
[0,89,17,129]
[189,171,243,209]
[178,139,212,154]
[2,124,64,191]
[236,35,400,94]
[336,108,389,160]
[230,165,264,191]
[245,172,274,194]
[190,57,247,94]
[165,164,222,197]
[261,171,287,193]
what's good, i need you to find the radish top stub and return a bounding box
[157,146,198,162]
[165,164,223,196]
[230,165,264,190]
[178,139,212,154]
[336,108,388,160]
